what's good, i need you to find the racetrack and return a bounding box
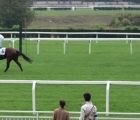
[0,40,140,118]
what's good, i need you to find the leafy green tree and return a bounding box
[0,0,35,28]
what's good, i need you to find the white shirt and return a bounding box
[0,34,4,41]
[0,34,4,47]
[79,101,98,120]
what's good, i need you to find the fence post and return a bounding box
[106,81,110,115]
[32,81,37,113]
[89,40,91,54]
[96,34,98,43]
[37,40,40,54]
[130,40,132,54]
[63,40,66,54]
[12,40,15,48]
[126,34,128,44]
[66,34,68,43]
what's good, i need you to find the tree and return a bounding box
[0,0,35,28]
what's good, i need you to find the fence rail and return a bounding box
[0,80,140,119]
[1,31,140,54]
[0,110,140,120]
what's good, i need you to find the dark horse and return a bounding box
[0,47,32,72]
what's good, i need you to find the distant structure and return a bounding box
[32,0,140,8]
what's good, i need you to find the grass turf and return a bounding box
[0,40,140,118]
[29,9,140,29]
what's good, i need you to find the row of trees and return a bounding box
[0,0,35,28]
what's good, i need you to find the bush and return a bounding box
[125,25,131,31]
[116,13,124,21]
[12,25,20,30]
[114,18,120,27]
[97,26,104,31]
[109,17,115,26]
[122,18,131,26]
[109,13,140,28]
[131,26,139,31]
[131,17,140,26]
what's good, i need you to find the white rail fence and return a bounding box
[0,110,140,120]
[1,31,140,54]
[0,80,140,120]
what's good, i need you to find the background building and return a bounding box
[32,0,140,7]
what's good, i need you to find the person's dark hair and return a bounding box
[83,93,91,101]
[59,99,66,108]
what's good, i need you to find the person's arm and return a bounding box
[94,106,98,120]
[79,107,85,120]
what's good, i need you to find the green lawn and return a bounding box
[0,40,140,118]
[29,9,140,29]
[1,40,140,80]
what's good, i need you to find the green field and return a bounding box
[28,9,140,29]
[1,8,140,119]
[1,40,140,80]
[0,40,140,118]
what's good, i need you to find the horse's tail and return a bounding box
[16,50,33,63]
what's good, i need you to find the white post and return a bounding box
[11,33,13,39]
[106,81,110,115]
[63,40,66,54]
[126,34,128,44]
[12,40,14,48]
[96,34,98,43]
[32,81,37,113]
[36,113,39,120]
[89,40,91,54]
[130,40,132,54]
[66,34,68,43]
[38,33,40,39]
[10,33,14,48]
[37,40,40,55]
[37,33,40,54]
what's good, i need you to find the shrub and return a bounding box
[97,26,104,31]
[122,18,131,26]
[125,25,131,31]
[116,13,124,21]
[109,13,140,28]
[12,25,20,30]
[114,18,120,27]
[109,17,115,26]
[131,17,140,26]
[131,26,139,31]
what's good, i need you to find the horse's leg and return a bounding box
[4,58,12,72]
[13,58,23,71]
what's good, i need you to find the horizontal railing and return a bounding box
[0,110,140,120]
[3,37,139,54]
[0,80,140,118]
[1,31,140,54]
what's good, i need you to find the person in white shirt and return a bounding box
[0,34,4,48]
[79,93,98,120]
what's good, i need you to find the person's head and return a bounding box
[59,99,66,108]
[83,93,91,101]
